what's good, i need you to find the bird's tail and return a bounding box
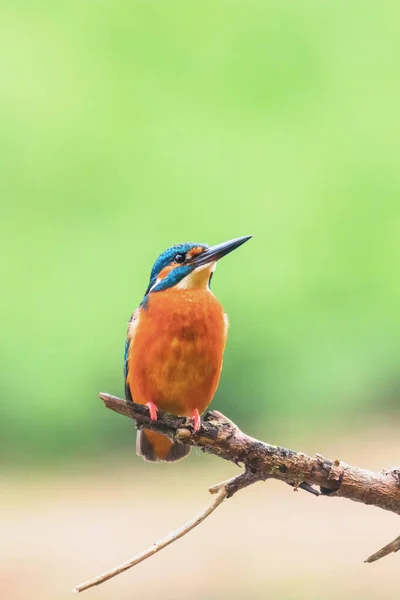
[136,430,191,462]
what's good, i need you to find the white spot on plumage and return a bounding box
[149,277,162,292]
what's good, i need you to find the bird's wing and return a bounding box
[124,308,141,401]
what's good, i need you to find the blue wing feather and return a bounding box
[124,310,139,403]
[123,337,130,380]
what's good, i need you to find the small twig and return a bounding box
[365,534,400,563]
[73,484,229,593]
[209,469,262,497]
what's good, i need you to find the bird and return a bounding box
[124,235,252,462]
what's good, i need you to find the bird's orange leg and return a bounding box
[192,409,201,432]
[146,402,158,421]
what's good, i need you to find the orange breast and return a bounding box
[127,289,228,416]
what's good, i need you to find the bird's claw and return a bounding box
[192,409,201,432]
[146,402,158,421]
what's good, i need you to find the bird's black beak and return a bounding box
[190,235,253,267]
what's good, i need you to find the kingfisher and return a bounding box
[124,235,252,462]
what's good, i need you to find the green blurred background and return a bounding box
[1,1,399,599]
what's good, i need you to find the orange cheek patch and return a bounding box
[187,247,206,260]
[157,265,175,280]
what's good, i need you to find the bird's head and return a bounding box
[143,235,252,297]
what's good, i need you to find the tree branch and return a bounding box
[99,393,400,516]
[73,392,400,593]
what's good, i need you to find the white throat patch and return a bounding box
[175,262,217,290]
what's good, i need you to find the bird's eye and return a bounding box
[174,253,186,264]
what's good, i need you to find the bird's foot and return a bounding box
[146,401,158,421]
[191,409,201,432]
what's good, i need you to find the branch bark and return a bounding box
[73,392,400,593]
